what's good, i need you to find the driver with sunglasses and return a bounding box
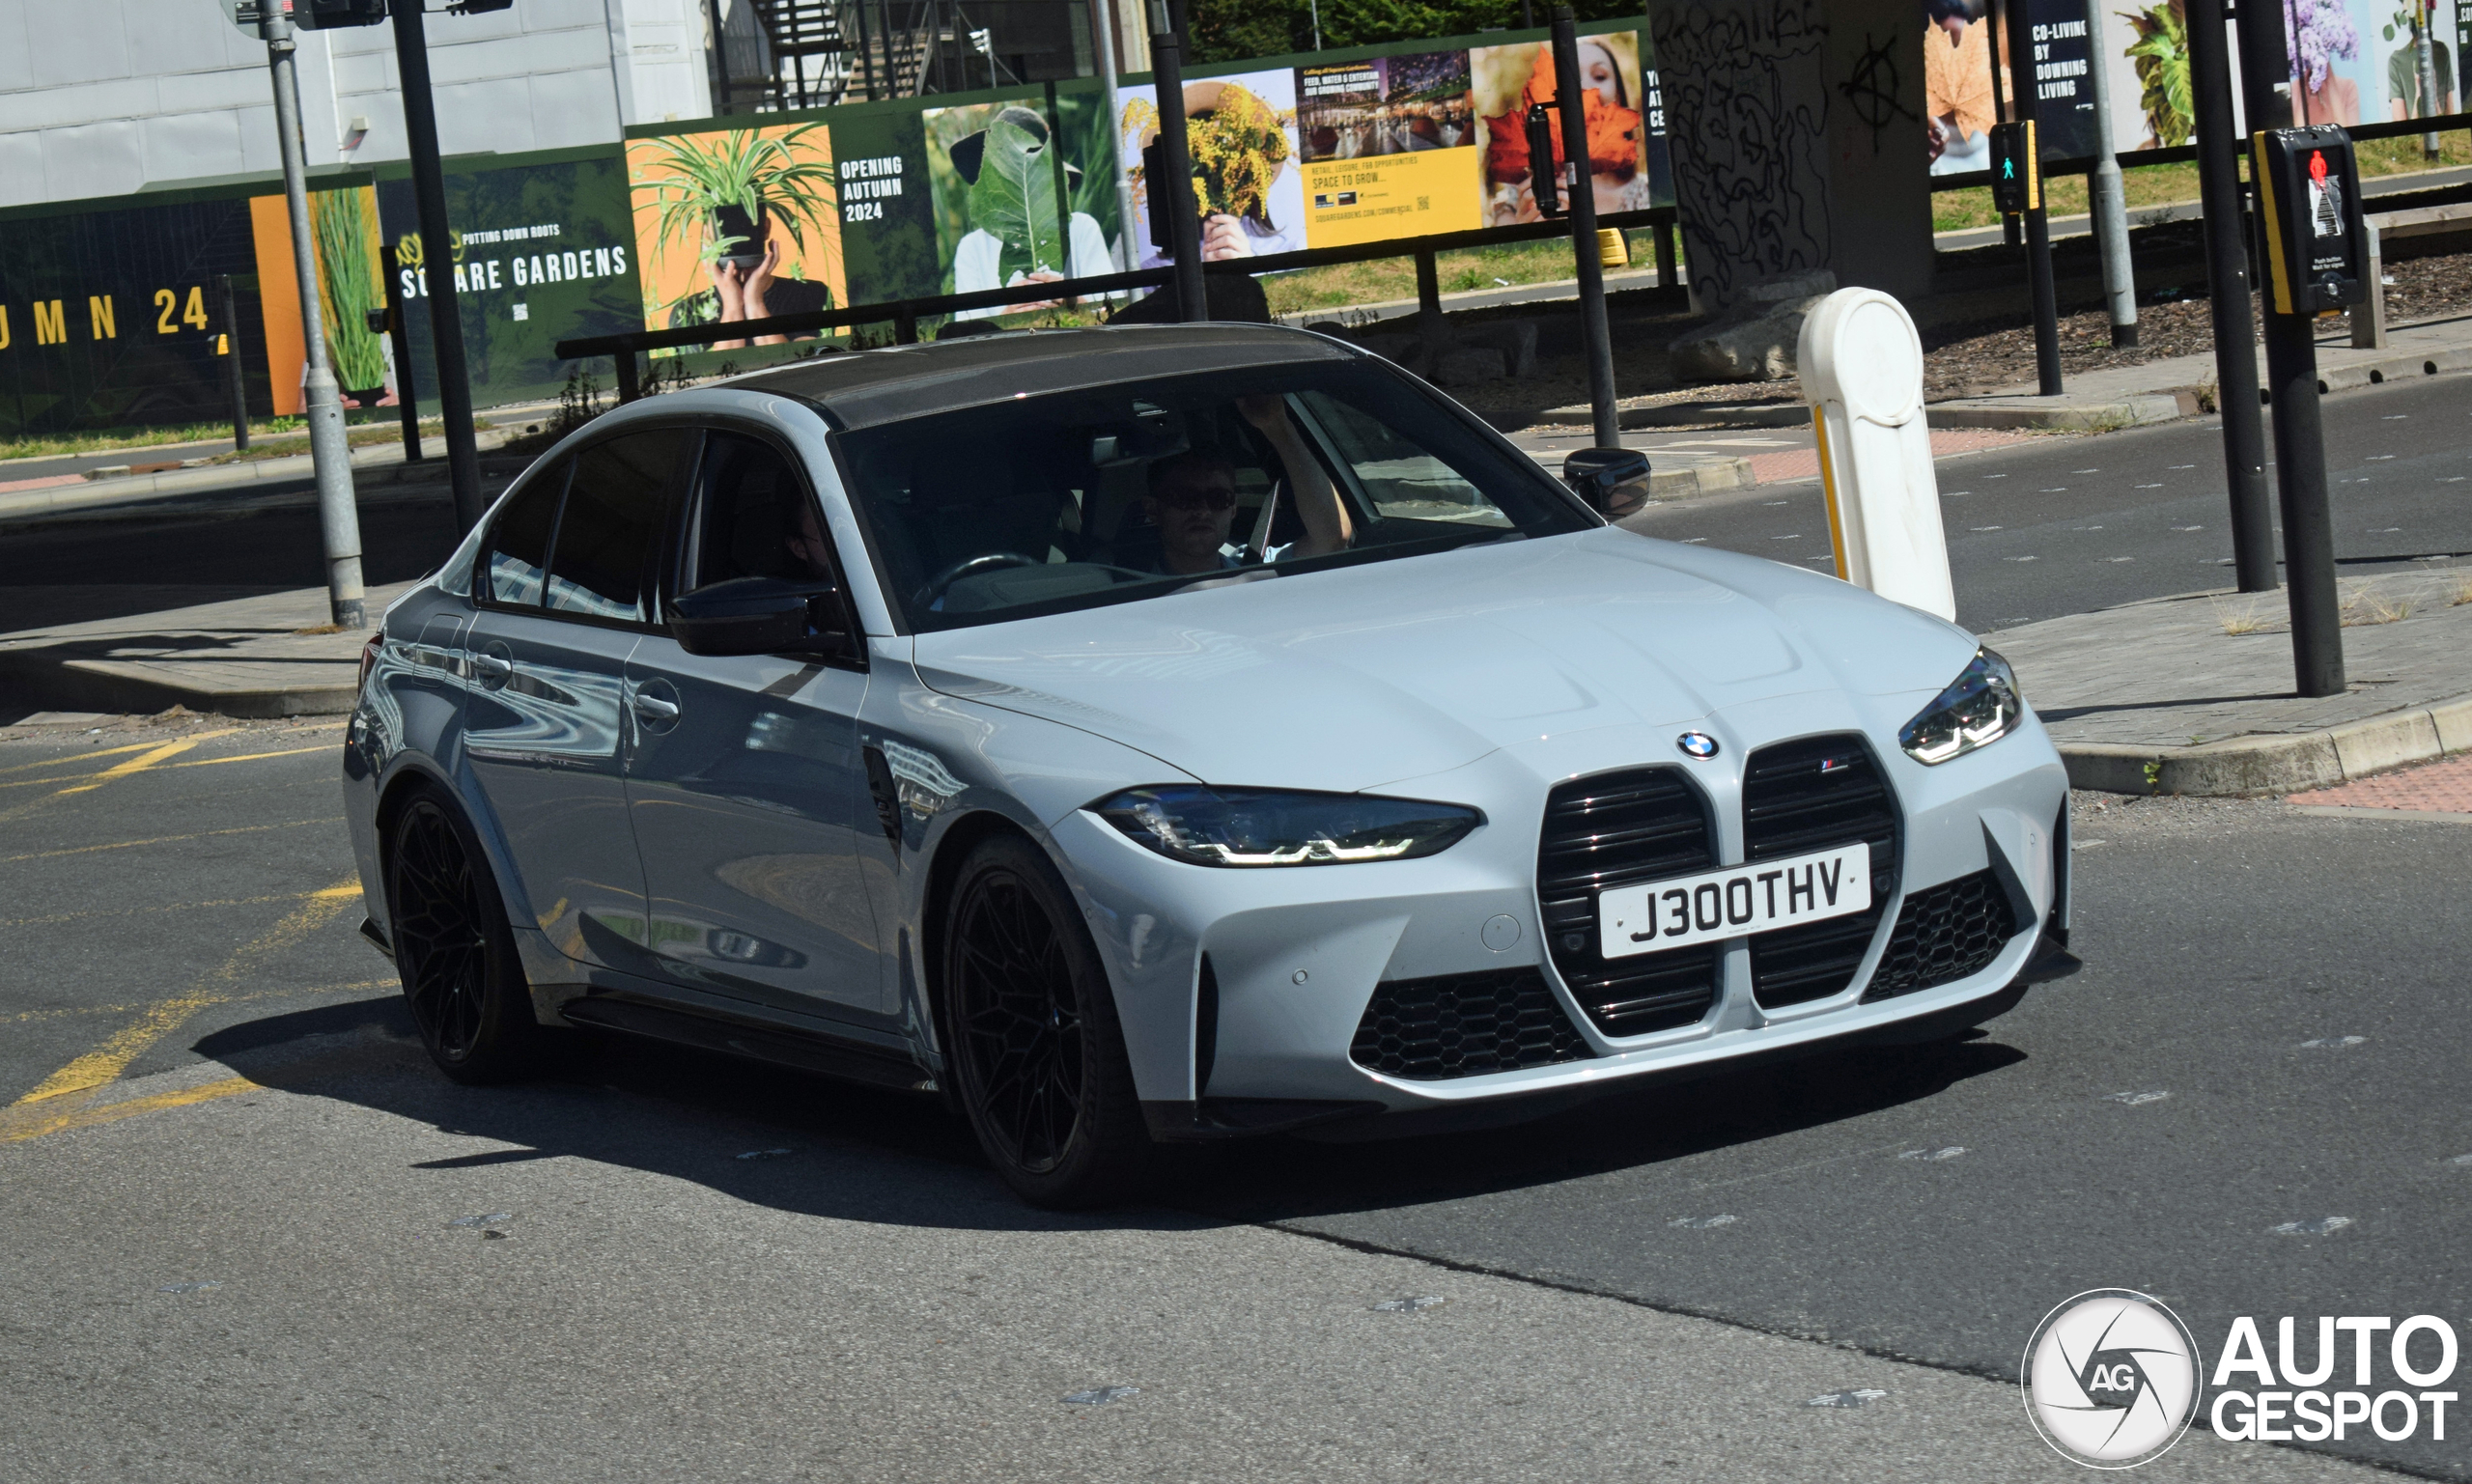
[1142,396,1356,576]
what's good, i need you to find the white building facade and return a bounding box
[0,0,715,210]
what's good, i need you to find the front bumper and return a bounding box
[1058,699,2072,1134]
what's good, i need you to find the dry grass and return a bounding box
[1261,233,1666,320]
[2340,590,2414,627]
[2209,595,2277,635]
[2451,574,2472,607]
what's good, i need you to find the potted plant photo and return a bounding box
[633,124,840,331]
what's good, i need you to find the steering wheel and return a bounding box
[913,551,1040,609]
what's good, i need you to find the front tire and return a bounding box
[386,786,547,1084]
[941,834,1150,1208]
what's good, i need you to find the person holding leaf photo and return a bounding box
[947,106,1114,320]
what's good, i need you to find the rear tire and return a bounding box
[941,834,1151,1209]
[386,786,548,1085]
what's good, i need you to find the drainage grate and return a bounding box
[1742,735,1900,1009]
[1863,869,2031,1001]
[1534,768,1723,1037]
[1349,968,1592,1080]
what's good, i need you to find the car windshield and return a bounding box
[832,360,1596,632]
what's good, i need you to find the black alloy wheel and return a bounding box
[942,835,1149,1207]
[387,788,545,1083]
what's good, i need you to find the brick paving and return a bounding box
[2288,750,2472,813]
[1745,426,2034,486]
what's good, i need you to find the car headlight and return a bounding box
[1899,647,2024,765]
[1092,786,1482,867]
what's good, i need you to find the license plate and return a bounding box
[1597,842,1871,958]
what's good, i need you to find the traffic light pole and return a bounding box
[1551,6,1621,449]
[2181,0,2277,593]
[2001,14,2064,396]
[2235,9,2346,696]
[1147,3,1208,323]
[392,0,489,534]
[259,4,366,629]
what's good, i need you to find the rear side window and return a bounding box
[483,461,567,606]
[544,429,691,622]
[682,432,836,594]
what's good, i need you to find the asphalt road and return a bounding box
[1622,375,2472,631]
[1,710,2463,1479]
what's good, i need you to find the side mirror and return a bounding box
[671,575,851,658]
[1562,447,1653,519]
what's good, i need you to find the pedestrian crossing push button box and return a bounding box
[1988,121,2038,215]
[2253,126,2370,314]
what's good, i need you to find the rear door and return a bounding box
[462,428,690,971]
[622,426,887,1020]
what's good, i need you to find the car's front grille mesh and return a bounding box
[1742,735,1900,1009]
[1349,968,1591,1080]
[1864,869,2030,1001]
[1535,768,1722,1037]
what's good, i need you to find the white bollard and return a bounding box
[1796,289,1955,622]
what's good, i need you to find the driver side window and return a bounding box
[681,433,837,597]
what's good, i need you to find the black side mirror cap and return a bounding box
[671,575,851,658]
[1562,447,1652,519]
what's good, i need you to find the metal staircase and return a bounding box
[715,0,1021,110]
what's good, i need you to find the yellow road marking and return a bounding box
[6,980,393,1025]
[10,876,360,1107]
[0,742,335,791]
[51,731,222,796]
[0,883,361,929]
[0,1076,261,1144]
[0,738,168,773]
[0,816,342,865]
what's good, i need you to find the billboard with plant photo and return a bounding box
[378,149,642,408]
[924,91,1126,320]
[2282,0,2460,125]
[1119,70,1308,266]
[1295,50,1482,247]
[627,124,845,350]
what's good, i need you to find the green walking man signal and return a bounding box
[1988,121,2039,215]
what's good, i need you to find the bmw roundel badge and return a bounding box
[1676,731,1720,760]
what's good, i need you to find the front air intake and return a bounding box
[1864,869,2032,1001]
[1741,735,1900,1009]
[1535,768,1723,1037]
[1349,968,1591,1079]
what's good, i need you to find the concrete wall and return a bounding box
[1648,0,1932,315]
[0,0,712,210]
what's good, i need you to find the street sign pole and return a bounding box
[2000,14,2064,396]
[2235,13,2346,697]
[1147,2,1208,322]
[391,0,490,534]
[2180,0,2277,593]
[215,273,251,453]
[1551,6,1620,450]
[257,2,367,629]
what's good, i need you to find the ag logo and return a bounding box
[2023,1290,2201,1468]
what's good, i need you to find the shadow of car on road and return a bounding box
[189,995,2024,1229]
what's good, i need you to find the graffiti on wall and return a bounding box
[1650,0,1835,310]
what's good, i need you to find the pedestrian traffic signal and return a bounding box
[2253,126,2370,314]
[293,0,389,27]
[1988,122,2038,214]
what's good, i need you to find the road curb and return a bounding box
[0,452,531,522]
[2315,344,2472,392]
[2060,692,2472,797]
[1648,457,1756,499]
[0,650,360,718]
[1546,393,2197,433]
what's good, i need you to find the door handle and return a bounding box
[470,650,513,687]
[631,690,680,722]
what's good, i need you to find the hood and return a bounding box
[912,528,1977,793]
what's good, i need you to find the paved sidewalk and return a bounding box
[0,583,421,718]
[1985,567,2472,796]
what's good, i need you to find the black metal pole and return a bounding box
[2235,0,2345,695]
[2181,0,2275,592]
[216,273,250,453]
[2002,6,2063,395]
[391,0,486,534]
[855,0,880,100]
[1150,12,1208,322]
[383,270,423,462]
[1552,7,1619,447]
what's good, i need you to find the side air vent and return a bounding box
[1741,735,1900,1009]
[1349,968,1591,1080]
[1864,869,2033,1001]
[1536,768,1723,1037]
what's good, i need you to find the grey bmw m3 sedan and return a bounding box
[344,322,2077,1207]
